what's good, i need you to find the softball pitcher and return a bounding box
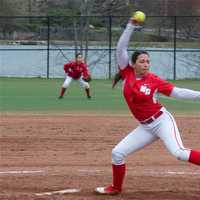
[95,17,200,195]
[58,53,91,99]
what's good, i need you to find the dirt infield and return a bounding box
[1,113,200,200]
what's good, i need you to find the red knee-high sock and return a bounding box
[189,150,200,165]
[60,87,66,97]
[112,164,126,192]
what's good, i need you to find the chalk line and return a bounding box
[35,188,81,196]
[0,170,44,174]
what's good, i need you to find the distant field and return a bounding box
[1,39,200,48]
[0,78,200,113]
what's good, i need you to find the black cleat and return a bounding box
[58,96,63,99]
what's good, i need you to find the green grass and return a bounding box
[0,78,200,114]
[0,78,127,113]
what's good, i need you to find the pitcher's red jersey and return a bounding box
[121,65,174,121]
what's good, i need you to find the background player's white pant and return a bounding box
[112,107,191,165]
[62,75,90,89]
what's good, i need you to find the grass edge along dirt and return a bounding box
[0,78,200,113]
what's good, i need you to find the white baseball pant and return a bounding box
[112,107,191,165]
[62,75,90,89]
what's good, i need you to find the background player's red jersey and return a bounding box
[64,61,89,79]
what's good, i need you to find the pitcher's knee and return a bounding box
[174,148,190,161]
[112,149,125,165]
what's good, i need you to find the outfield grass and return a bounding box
[0,78,200,113]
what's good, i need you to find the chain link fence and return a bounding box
[0,16,200,79]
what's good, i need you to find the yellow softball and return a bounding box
[132,11,146,23]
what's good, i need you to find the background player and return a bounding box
[95,15,200,195]
[58,53,91,99]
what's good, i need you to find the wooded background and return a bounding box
[0,0,200,17]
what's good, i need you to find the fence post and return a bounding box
[108,15,112,79]
[173,16,177,80]
[47,16,50,79]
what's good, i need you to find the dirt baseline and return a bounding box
[1,113,200,200]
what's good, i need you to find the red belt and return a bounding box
[140,111,163,124]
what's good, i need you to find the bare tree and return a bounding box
[76,0,94,61]
[0,0,16,15]
[90,0,130,16]
[0,0,17,39]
